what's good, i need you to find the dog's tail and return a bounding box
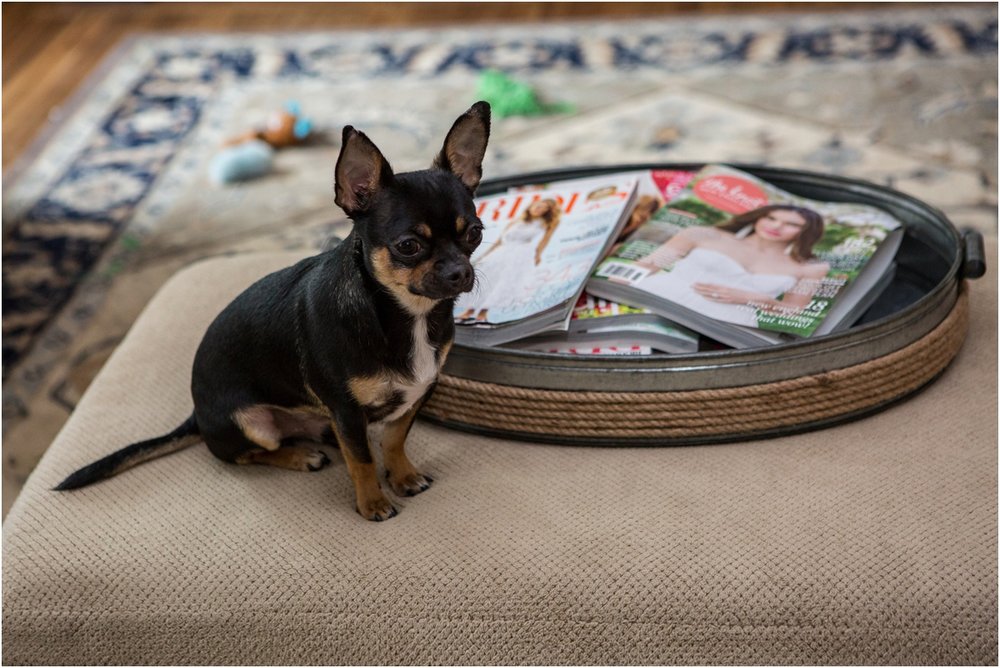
[53,414,200,491]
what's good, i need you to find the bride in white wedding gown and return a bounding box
[456,198,562,324]
[635,205,831,328]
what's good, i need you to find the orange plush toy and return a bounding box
[225,101,313,148]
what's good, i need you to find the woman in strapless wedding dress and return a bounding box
[636,247,798,327]
[456,198,562,323]
[634,204,830,329]
[467,215,548,312]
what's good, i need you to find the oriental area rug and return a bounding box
[2,6,997,514]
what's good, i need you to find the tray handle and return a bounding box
[961,228,987,280]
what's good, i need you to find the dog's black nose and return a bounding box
[435,259,474,293]
[444,265,472,287]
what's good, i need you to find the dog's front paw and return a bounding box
[388,471,434,497]
[357,496,398,522]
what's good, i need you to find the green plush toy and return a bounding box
[475,70,576,118]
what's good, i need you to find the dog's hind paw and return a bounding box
[236,445,333,472]
[305,450,332,471]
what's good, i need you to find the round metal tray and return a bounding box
[422,163,985,445]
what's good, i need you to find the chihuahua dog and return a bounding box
[55,102,491,521]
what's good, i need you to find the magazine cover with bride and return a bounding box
[588,164,903,347]
[454,173,638,345]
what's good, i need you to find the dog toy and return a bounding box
[209,139,275,184]
[226,100,313,148]
[212,101,313,184]
[474,70,575,118]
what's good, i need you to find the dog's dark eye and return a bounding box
[395,239,421,257]
[466,225,483,246]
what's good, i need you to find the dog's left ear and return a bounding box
[432,101,491,195]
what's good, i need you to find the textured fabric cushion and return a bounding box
[3,248,997,665]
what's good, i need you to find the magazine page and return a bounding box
[516,343,654,356]
[569,293,700,346]
[504,318,697,355]
[579,319,700,353]
[616,169,696,240]
[505,292,700,355]
[591,164,901,339]
[455,174,638,327]
[571,293,649,322]
[511,169,696,242]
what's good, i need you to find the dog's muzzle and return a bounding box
[416,260,475,299]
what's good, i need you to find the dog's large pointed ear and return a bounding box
[334,126,394,216]
[432,101,491,195]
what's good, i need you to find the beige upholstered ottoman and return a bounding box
[4,250,997,665]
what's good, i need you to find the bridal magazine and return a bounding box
[453,173,638,347]
[586,164,903,348]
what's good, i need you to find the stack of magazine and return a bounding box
[453,164,903,354]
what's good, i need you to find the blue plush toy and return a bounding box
[209,140,275,184]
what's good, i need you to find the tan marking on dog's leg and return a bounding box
[348,373,391,406]
[233,406,282,451]
[235,445,331,472]
[331,423,397,521]
[382,405,433,497]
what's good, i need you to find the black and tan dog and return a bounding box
[55,102,491,521]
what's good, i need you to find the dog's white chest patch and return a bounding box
[409,317,439,389]
[384,317,437,423]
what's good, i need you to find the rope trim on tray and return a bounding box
[421,284,970,441]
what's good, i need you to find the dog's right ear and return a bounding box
[334,126,394,216]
